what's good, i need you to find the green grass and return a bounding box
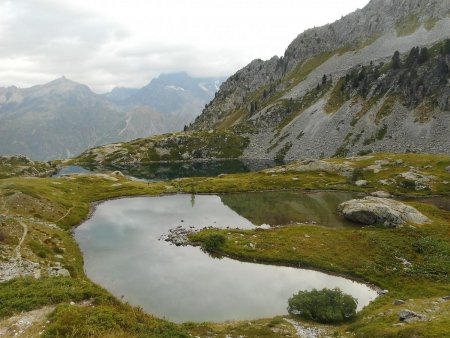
[1,153,450,337]
[44,304,188,338]
[0,277,114,318]
[396,15,421,37]
[424,17,439,31]
[325,78,347,113]
[375,95,398,124]
[190,201,450,336]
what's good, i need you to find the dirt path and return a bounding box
[0,306,55,337]
[55,204,74,224]
[14,220,28,260]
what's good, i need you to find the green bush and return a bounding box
[287,288,357,323]
[201,233,226,252]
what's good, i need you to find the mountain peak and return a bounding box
[27,76,92,96]
[47,76,81,86]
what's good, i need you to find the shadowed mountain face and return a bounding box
[0,74,224,160]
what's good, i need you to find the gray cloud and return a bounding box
[0,0,370,93]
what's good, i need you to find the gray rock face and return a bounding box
[446,165,450,172]
[398,309,424,322]
[192,0,450,131]
[188,0,450,162]
[0,258,40,282]
[338,197,430,227]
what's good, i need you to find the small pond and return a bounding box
[75,192,378,322]
[52,165,92,177]
[55,159,284,181]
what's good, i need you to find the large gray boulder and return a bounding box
[338,197,429,227]
[446,165,450,172]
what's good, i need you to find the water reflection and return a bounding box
[57,159,283,181]
[75,194,378,323]
[220,191,360,227]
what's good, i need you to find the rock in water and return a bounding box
[338,197,429,227]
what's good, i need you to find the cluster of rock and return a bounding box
[0,155,57,178]
[159,226,196,246]
[338,197,429,227]
[0,258,40,282]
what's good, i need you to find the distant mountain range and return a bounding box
[0,73,225,160]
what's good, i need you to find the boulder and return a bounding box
[446,165,450,173]
[355,180,368,187]
[338,197,429,227]
[398,309,423,322]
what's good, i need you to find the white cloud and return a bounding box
[0,0,370,93]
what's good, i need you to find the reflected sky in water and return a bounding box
[75,194,378,322]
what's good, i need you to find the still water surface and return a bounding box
[55,160,284,180]
[75,193,378,322]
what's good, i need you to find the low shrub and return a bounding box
[201,233,226,252]
[287,288,357,323]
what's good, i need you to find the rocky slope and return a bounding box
[74,130,249,166]
[0,156,56,179]
[188,0,450,160]
[0,74,223,160]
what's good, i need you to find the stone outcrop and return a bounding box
[398,171,435,190]
[338,197,429,227]
[398,309,424,323]
[264,159,353,177]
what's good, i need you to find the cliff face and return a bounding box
[188,0,450,160]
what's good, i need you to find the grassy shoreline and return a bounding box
[0,153,449,337]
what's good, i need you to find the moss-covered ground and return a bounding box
[0,153,449,337]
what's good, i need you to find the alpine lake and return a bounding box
[57,160,450,323]
[74,186,379,322]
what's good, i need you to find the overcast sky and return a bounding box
[0,0,370,93]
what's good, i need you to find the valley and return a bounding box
[1,0,450,337]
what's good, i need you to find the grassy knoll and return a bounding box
[0,152,449,337]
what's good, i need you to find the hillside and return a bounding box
[189,0,450,160]
[77,0,450,166]
[0,74,224,160]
